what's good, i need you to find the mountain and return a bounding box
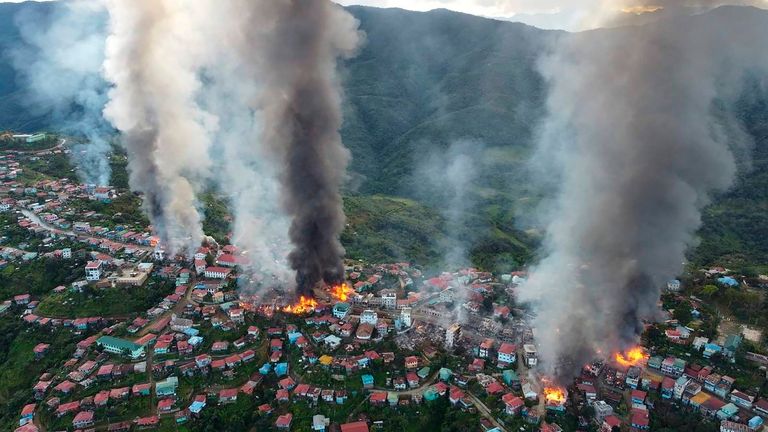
[1,2,767,270]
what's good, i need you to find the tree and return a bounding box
[673,302,693,325]
[701,284,718,297]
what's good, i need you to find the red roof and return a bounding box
[275,413,293,428]
[73,410,94,423]
[340,421,370,432]
[94,391,110,404]
[370,391,387,403]
[293,383,309,395]
[158,398,174,409]
[220,388,238,399]
[604,415,621,427]
[137,415,159,426]
[485,381,505,394]
[205,266,231,274]
[498,342,516,355]
[502,393,524,409]
[755,398,768,412]
[662,376,675,389]
[21,403,36,416]
[631,412,649,427]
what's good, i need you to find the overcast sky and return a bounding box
[2,0,766,31]
[333,0,601,29]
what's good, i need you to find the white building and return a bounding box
[380,290,397,310]
[592,400,614,422]
[85,260,102,281]
[400,307,412,327]
[497,342,517,364]
[153,248,165,261]
[445,323,461,349]
[360,310,378,325]
[204,266,231,279]
[194,259,206,275]
[62,248,72,259]
[523,344,537,367]
[674,376,691,399]
[667,279,681,292]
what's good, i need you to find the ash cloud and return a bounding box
[102,0,217,255]
[217,1,363,297]
[9,1,112,186]
[519,4,768,382]
[197,45,294,288]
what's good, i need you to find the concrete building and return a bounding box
[333,303,351,320]
[360,310,378,325]
[445,323,461,349]
[400,307,412,327]
[380,290,397,309]
[97,336,145,359]
[85,260,102,281]
[523,344,538,367]
[62,248,71,259]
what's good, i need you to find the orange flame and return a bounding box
[283,296,318,315]
[614,346,649,367]
[330,283,354,302]
[544,387,567,404]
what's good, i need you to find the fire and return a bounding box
[621,5,664,15]
[544,387,567,404]
[330,282,354,302]
[614,346,649,367]
[282,296,318,315]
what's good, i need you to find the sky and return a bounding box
[334,0,768,30]
[2,0,766,31]
[333,0,597,29]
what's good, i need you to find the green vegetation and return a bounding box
[72,192,149,229]
[0,257,86,300]
[0,317,77,431]
[0,134,58,151]
[200,192,231,245]
[36,278,175,318]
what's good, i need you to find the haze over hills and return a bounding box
[1,2,767,271]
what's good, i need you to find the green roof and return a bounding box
[97,336,142,351]
[503,369,519,382]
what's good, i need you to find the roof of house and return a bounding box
[73,410,94,423]
[340,421,370,432]
[275,413,293,427]
[498,342,516,355]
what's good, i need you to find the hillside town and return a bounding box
[1,139,768,432]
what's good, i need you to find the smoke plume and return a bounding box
[519,4,768,381]
[197,41,295,287]
[9,1,112,186]
[417,140,482,270]
[218,1,362,296]
[102,0,217,255]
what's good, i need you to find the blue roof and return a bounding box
[189,401,206,414]
[259,363,272,375]
[275,363,289,377]
[362,374,374,384]
[717,276,739,286]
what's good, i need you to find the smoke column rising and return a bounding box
[227,1,362,297]
[102,0,217,255]
[519,3,768,382]
[9,1,112,186]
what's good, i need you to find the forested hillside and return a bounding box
[2,2,768,269]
